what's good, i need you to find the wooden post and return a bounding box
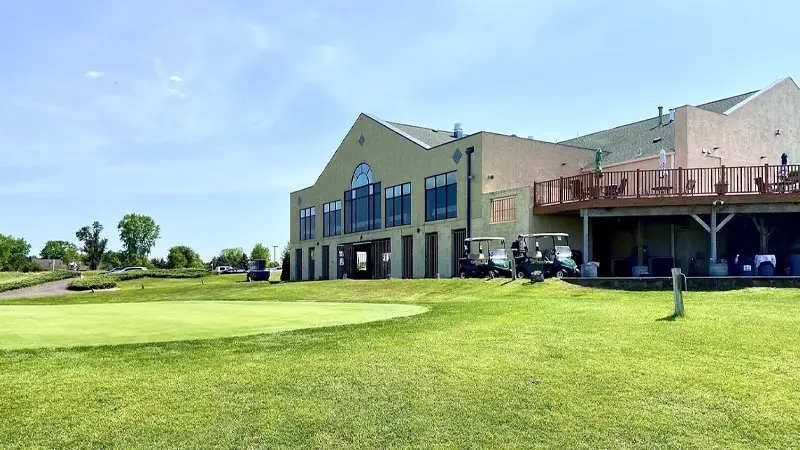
[636,219,644,267]
[710,207,718,263]
[559,177,564,204]
[672,268,684,316]
[636,169,641,198]
[678,167,683,195]
[671,224,676,268]
[582,209,589,273]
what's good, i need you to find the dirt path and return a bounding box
[0,279,116,300]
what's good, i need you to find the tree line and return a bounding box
[1,213,280,272]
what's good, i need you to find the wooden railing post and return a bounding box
[678,167,683,195]
[558,177,564,204]
[636,169,641,198]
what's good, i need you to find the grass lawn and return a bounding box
[1,279,798,449]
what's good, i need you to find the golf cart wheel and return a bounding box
[459,270,467,279]
[488,271,496,279]
[516,271,526,279]
[556,269,567,279]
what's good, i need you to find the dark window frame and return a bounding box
[385,182,411,228]
[323,200,342,237]
[344,182,382,234]
[425,171,457,222]
[299,206,316,241]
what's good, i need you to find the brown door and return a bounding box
[451,229,466,278]
[425,232,438,278]
[321,246,330,280]
[371,239,392,279]
[402,235,413,278]
[295,248,303,281]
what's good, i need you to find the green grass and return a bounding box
[1,279,798,449]
[0,301,426,350]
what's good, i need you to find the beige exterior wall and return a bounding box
[582,152,677,173]
[289,114,483,280]
[681,78,800,169]
[480,133,596,193]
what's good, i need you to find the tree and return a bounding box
[250,243,270,262]
[150,257,168,269]
[40,240,80,264]
[76,222,108,270]
[219,248,245,267]
[101,250,124,269]
[238,252,249,270]
[118,213,161,259]
[0,234,32,271]
[167,246,203,269]
[280,242,290,281]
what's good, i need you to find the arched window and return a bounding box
[351,163,373,189]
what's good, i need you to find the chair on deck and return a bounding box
[617,178,628,196]
[755,177,773,194]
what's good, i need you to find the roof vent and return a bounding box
[658,106,664,126]
[511,134,518,138]
[527,136,534,140]
[669,108,675,122]
[454,123,463,139]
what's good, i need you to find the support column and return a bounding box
[582,209,589,266]
[750,216,772,254]
[670,224,676,268]
[710,208,718,263]
[636,219,644,266]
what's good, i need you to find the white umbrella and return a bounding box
[659,148,667,179]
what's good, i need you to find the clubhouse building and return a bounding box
[289,77,800,280]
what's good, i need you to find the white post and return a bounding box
[710,208,718,263]
[672,267,684,316]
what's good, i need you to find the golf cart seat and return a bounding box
[534,250,543,259]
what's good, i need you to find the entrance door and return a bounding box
[371,239,391,279]
[353,243,372,279]
[321,246,330,280]
[337,244,353,279]
[402,235,413,278]
[308,247,316,281]
[425,232,438,278]
[295,248,303,281]
[451,229,466,278]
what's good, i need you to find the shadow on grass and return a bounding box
[656,313,684,322]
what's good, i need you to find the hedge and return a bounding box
[0,270,80,293]
[67,269,212,291]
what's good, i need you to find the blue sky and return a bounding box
[1,0,798,261]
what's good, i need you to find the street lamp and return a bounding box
[273,245,278,265]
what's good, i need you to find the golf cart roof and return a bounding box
[464,237,506,242]
[521,233,570,238]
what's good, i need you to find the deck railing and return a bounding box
[533,164,800,208]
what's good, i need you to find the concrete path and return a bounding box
[0,279,116,300]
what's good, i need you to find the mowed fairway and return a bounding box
[1,276,799,449]
[0,301,427,350]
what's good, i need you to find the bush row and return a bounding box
[67,268,211,291]
[0,270,80,293]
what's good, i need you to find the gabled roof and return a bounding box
[386,121,460,147]
[559,91,757,165]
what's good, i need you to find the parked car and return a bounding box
[116,267,148,273]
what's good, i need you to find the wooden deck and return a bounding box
[533,164,800,214]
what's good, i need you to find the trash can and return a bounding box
[758,262,775,276]
[790,254,800,276]
[738,256,755,276]
[581,262,599,278]
[709,262,728,277]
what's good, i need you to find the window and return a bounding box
[323,200,342,237]
[425,171,457,221]
[344,183,381,233]
[351,163,373,188]
[299,207,316,241]
[490,196,516,223]
[385,182,411,227]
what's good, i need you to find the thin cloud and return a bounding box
[85,70,105,78]
[169,75,183,82]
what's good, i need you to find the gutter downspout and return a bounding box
[465,146,475,240]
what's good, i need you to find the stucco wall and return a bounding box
[480,133,596,193]
[683,78,800,169]
[584,152,677,173]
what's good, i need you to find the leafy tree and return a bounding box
[219,248,245,267]
[40,240,81,265]
[0,234,32,271]
[167,246,203,269]
[238,252,249,270]
[76,222,108,270]
[280,242,290,282]
[150,257,168,269]
[250,243,270,262]
[101,250,124,269]
[118,213,161,259]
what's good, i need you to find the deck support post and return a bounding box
[750,216,773,254]
[636,219,644,266]
[670,224,676,268]
[691,208,736,264]
[582,209,589,269]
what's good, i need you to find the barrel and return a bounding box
[791,254,800,276]
[582,262,599,278]
[758,262,775,276]
[709,262,729,277]
[632,265,649,277]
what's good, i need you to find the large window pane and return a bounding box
[402,195,411,225]
[426,189,435,221]
[446,184,457,218]
[386,198,394,227]
[436,187,446,219]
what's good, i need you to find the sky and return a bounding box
[1,0,798,261]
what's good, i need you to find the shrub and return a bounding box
[67,268,211,291]
[0,271,79,293]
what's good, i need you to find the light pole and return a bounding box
[273,245,278,266]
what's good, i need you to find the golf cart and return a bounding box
[246,259,271,282]
[458,237,514,279]
[514,233,580,279]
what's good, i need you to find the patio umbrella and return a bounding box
[659,148,667,179]
[595,149,602,176]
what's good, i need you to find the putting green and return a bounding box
[0,301,427,350]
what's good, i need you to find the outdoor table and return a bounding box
[651,186,673,195]
[755,254,777,270]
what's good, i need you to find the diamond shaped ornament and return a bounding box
[452,148,462,164]
[358,134,366,146]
